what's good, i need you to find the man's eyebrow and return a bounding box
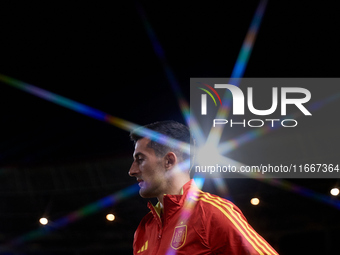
[133,152,145,159]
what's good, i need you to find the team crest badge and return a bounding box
[170,225,187,250]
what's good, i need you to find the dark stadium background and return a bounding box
[0,1,339,254]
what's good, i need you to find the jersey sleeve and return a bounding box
[200,193,279,255]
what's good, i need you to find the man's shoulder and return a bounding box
[135,211,156,233]
[139,211,154,224]
[191,190,244,219]
[192,189,233,205]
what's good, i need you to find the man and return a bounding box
[129,120,278,255]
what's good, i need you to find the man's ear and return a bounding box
[164,152,177,170]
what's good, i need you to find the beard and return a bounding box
[138,179,163,198]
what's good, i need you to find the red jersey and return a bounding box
[133,180,279,255]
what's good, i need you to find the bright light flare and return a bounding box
[196,143,224,167]
[212,178,230,199]
[39,218,48,225]
[192,177,205,190]
[250,198,260,206]
[330,188,339,196]
[106,214,115,221]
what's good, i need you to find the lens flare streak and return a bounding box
[207,0,268,148]
[136,2,205,146]
[165,178,205,255]
[0,73,190,154]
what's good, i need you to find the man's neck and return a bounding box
[156,176,190,208]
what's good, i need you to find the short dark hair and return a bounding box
[130,120,194,169]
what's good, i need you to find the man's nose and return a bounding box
[128,162,140,177]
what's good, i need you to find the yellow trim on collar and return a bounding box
[152,188,184,218]
[153,202,162,218]
[180,187,184,195]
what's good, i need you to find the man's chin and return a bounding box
[139,188,154,198]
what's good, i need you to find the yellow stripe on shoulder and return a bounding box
[192,192,278,255]
[202,193,278,255]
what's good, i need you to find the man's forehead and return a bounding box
[133,137,153,156]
